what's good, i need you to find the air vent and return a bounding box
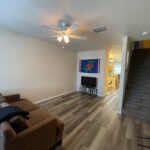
[93,26,107,33]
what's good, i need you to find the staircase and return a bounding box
[123,49,150,122]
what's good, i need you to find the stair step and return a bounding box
[126,84,150,89]
[126,90,150,97]
[125,95,150,101]
[131,57,150,61]
[128,79,150,83]
[131,60,150,64]
[128,69,150,74]
[123,109,150,123]
[125,96,150,101]
[127,80,150,86]
[126,87,150,93]
[130,57,150,61]
[123,108,150,118]
[128,76,150,81]
[128,73,150,79]
[125,101,150,108]
[124,103,150,111]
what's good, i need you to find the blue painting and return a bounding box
[79,59,100,73]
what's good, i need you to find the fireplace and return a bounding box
[80,76,97,95]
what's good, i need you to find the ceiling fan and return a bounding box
[43,20,87,46]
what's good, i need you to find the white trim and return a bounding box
[118,36,132,114]
[117,110,122,115]
[118,36,128,114]
[34,90,76,104]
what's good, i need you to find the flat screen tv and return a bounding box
[81,76,97,88]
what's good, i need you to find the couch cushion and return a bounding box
[11,99,37,112]
[28,109,52,125]
[0,94,6,103]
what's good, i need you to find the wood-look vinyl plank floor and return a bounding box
[39,91,150,150]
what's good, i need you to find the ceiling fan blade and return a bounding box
[69,35,87,40]
[42,25,58,30]
[66,24,78,34]
[50,29,63,35]
[47,35,60,38]
[42,25,63,35]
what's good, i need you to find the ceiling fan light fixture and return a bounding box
[57,36,62,42]
[45,20,87,46]
[64,35,69,43]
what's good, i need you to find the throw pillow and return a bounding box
[0,106,30,123]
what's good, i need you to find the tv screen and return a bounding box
[81,76,97,88]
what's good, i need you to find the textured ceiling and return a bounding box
[0,0,150,50]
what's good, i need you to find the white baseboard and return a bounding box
[34,90,76,104]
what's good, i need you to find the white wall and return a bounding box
[76,50,106,96]
[118,36,132,114]
[0,28,77,103]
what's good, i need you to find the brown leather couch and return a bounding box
[0,94,64,150]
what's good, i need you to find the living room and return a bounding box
[0,0,150,150]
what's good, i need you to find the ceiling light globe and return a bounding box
[57,36,62,42]
[64,35,69,43]
[142,32,149,36]
[109,59,114,62]
[65,39,69,43]
[65,38,69,43]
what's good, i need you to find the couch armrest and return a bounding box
[4,94,21,103]
[14,118,57,150]
[0,122,16,145]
